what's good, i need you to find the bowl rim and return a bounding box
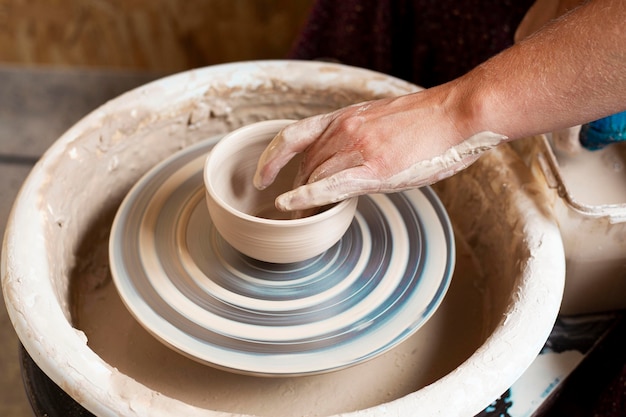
[203,119,356,227]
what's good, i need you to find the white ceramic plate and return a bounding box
[110,137,455,376]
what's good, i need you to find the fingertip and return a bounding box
[275,178,342,213]
[253,133,284,190]
[275,189,317,213]
[275,192,296,212]
[252,171,267,190]
[253,158,273,190]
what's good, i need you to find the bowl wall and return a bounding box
[204,119,357,263]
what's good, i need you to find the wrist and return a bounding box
[439,67,497,144]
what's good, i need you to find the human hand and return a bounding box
[253,90,507,212]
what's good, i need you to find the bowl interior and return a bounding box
[207,131,304,220]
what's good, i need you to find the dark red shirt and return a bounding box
[289,0,535,87]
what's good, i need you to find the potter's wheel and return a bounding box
[110,137,455,376]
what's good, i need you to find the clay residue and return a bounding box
[511,135,626,315]
[387,131,508,190]
[555,141,626,206]
[9,62,564,417]
[433,143,554,331]
[73,215,488,417]
[39,62,418,321]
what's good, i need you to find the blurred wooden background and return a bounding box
[0,0,313,71]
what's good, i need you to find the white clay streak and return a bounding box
[385,131,508,189]
[276,131,507,211]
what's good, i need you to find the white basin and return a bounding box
[2,61,565,417]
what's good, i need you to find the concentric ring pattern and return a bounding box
[110,138,455,376]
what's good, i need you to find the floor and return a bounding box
[0,65,159,417]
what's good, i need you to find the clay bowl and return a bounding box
[2,61,565,417]
[204,119,358,263]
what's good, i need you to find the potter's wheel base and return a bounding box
[109,138,455,376]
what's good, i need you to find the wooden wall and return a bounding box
[0,0,313,72]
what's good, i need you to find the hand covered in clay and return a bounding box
[253,91,507,212]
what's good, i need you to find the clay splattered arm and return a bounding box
[254,0,626,212]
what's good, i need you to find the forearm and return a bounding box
[456,0,626,141]
[253,0,626,210]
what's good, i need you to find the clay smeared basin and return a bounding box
[2,61,565,417]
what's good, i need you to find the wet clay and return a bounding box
[554,142,626,206]
[541,140,626,314]
[4,62,565,417]
[37,64,407,320]
[271,131,507,212]
[511,135,626,314]
[73,221,488,417]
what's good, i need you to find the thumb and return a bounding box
[275,167,380,211]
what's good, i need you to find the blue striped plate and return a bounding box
[110,137,455,376]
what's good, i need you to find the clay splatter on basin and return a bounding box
[73,214,486,416]
[3,61,565,417]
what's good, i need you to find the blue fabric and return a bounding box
[580,111,626,150]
